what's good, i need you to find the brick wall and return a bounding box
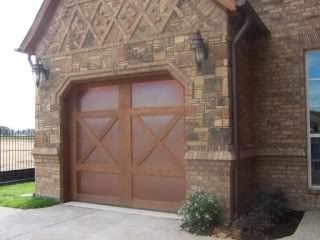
[239,157,256,211]
[256,156,320,209]
[250,0,320,209]
[186,159,234,217]
[251,0,318,154]
[34,157,61,199]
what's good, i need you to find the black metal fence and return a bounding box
[0,129,35,184]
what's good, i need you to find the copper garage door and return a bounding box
[70,77,186,211]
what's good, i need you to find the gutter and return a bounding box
[232,0,270,218]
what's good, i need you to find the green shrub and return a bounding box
[178,190,223,235]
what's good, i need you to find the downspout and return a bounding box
[232,2,253,218]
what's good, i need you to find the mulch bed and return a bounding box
[240,209,304,240]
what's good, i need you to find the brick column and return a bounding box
[32,147,61,199]
[185,151,235,219]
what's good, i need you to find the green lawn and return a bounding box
[0,182,58,209]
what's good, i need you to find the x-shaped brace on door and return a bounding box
[133,111,184,168]
[77,115,119,166]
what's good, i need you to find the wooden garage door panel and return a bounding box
[77,122,92,159]
[83,117,113,138]
[72,84,121,204]
[76,116,120,166]
[132,80,184,108]
[78,85,119,111]
[71,78,186,211]
[101,119,121,162]
[141,146,177,169]
[131,116,154,163]
[77,172,120,197]
[132,176,186,203]
[131,80,185,207]
[162,118,185,164]
[140,115,175,136]
[83,147,114,165]
[131,111,184,168]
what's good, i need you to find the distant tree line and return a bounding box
[0,126,35,136]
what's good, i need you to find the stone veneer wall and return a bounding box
[250,0,320,209]
[31,0,237,217]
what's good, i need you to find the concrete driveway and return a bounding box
[280,211,320,240]
[0,203,218,240]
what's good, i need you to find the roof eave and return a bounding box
[18,0,61,55]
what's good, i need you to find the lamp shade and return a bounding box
[191,30,207,68]
[28,55,49,88]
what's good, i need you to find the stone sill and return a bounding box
[185,148,307,161]
[185,150,236,161]
[257,148,306,157]
[32,147,59,156]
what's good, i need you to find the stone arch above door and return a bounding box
[55,60,193,105]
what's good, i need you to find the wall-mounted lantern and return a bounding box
[191,30,208,69]
[28,55,49,88]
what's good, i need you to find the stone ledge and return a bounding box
[240,148,307,159]
[186,148,307,161]
[257,148,306,157]
[185,150,236,161]
[32,147,59,156]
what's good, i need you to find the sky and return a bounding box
[0,0,43,130]
[308,51,320,79]
[308,51,320,110]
